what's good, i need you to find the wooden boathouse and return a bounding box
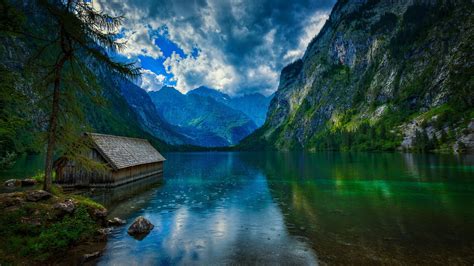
[55,133,165,187]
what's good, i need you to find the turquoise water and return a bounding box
[1,152,472,264]
[85,152,474,265]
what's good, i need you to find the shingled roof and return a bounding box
[86,133,165,170]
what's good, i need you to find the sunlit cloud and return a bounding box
[94,0,336,95]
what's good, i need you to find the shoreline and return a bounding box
[0,187,110,265]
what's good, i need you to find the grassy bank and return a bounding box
[0,185,108,264]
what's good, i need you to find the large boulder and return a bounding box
[26,190,52,202]
[127,216,154,239]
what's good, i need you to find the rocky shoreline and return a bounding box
[0,188,112,264]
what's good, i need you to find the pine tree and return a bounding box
[34,0,141,192]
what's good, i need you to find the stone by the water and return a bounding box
[93,208,108,219]
[26,190,52,202]
[81,251,101,262]
[108,217,126,226]
[97,227,112,236]
[4,179,20,187]
[127,216,154,239]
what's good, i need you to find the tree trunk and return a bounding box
[43,57,67,192]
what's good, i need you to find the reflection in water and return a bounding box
[96,153,317,265]
[94,152,474,265]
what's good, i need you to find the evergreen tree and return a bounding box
[33,0,141,192]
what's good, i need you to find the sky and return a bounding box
[93,0,336,96]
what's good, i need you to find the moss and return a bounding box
[0,191,105,264]
[27,206,97,260]
[71,195,105,210]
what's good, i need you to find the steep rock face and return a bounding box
[149,87,258,147]
[242,0,473,151]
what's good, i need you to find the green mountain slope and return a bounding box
[240,0,474,152]
[149,87,257,147]
[0,0,175,160]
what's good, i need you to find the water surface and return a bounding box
[88,152,474,265]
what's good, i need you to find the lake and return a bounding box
[80,152,474,265]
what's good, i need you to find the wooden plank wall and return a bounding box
[56,149,163,187]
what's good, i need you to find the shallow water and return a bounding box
[85,152,474,265]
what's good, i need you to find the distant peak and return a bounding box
[187,86,230,100]
[155,86,183,95]
[161,86,178,91]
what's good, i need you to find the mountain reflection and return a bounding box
[97,152,318,265]
[96,152,474,265]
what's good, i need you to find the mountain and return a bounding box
[113,80,190,146]
[149,87,258,147]
[187,86,273,127]
[187,86,231,103]
[226,93,274,127]
[0,0,191,152]
[240,0,474,152]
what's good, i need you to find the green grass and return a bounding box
[0,204,98,262]
[70,195,105,210]
[0,191,104,264]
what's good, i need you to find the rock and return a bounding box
[4,179,20,187]
[127,216,154,239]
[93,208,108,219]
[25,190,52,202]
[53,199,76,214]
[0,192,24,207]
[81,251,101,262]
[107,217,126,226]
[97,227,112,236]
[21,178,37,186]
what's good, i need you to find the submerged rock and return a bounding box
[127,216,154,239]
[81,251,102,263]
[97,227,112,236]
[26,190,52,202]
[108,217,126,226]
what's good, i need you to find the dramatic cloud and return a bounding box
[139,69,166,92]
[94,0,335,95]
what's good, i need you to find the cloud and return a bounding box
[283,11,330,62]
[117,25,163,59]
[163,51,236,94]
[139,69,166,92]
[94,0,336,95]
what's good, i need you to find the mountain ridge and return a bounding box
[239,0,474,153]
[149,86,264,147]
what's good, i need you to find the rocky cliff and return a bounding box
[240,0,473,152]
